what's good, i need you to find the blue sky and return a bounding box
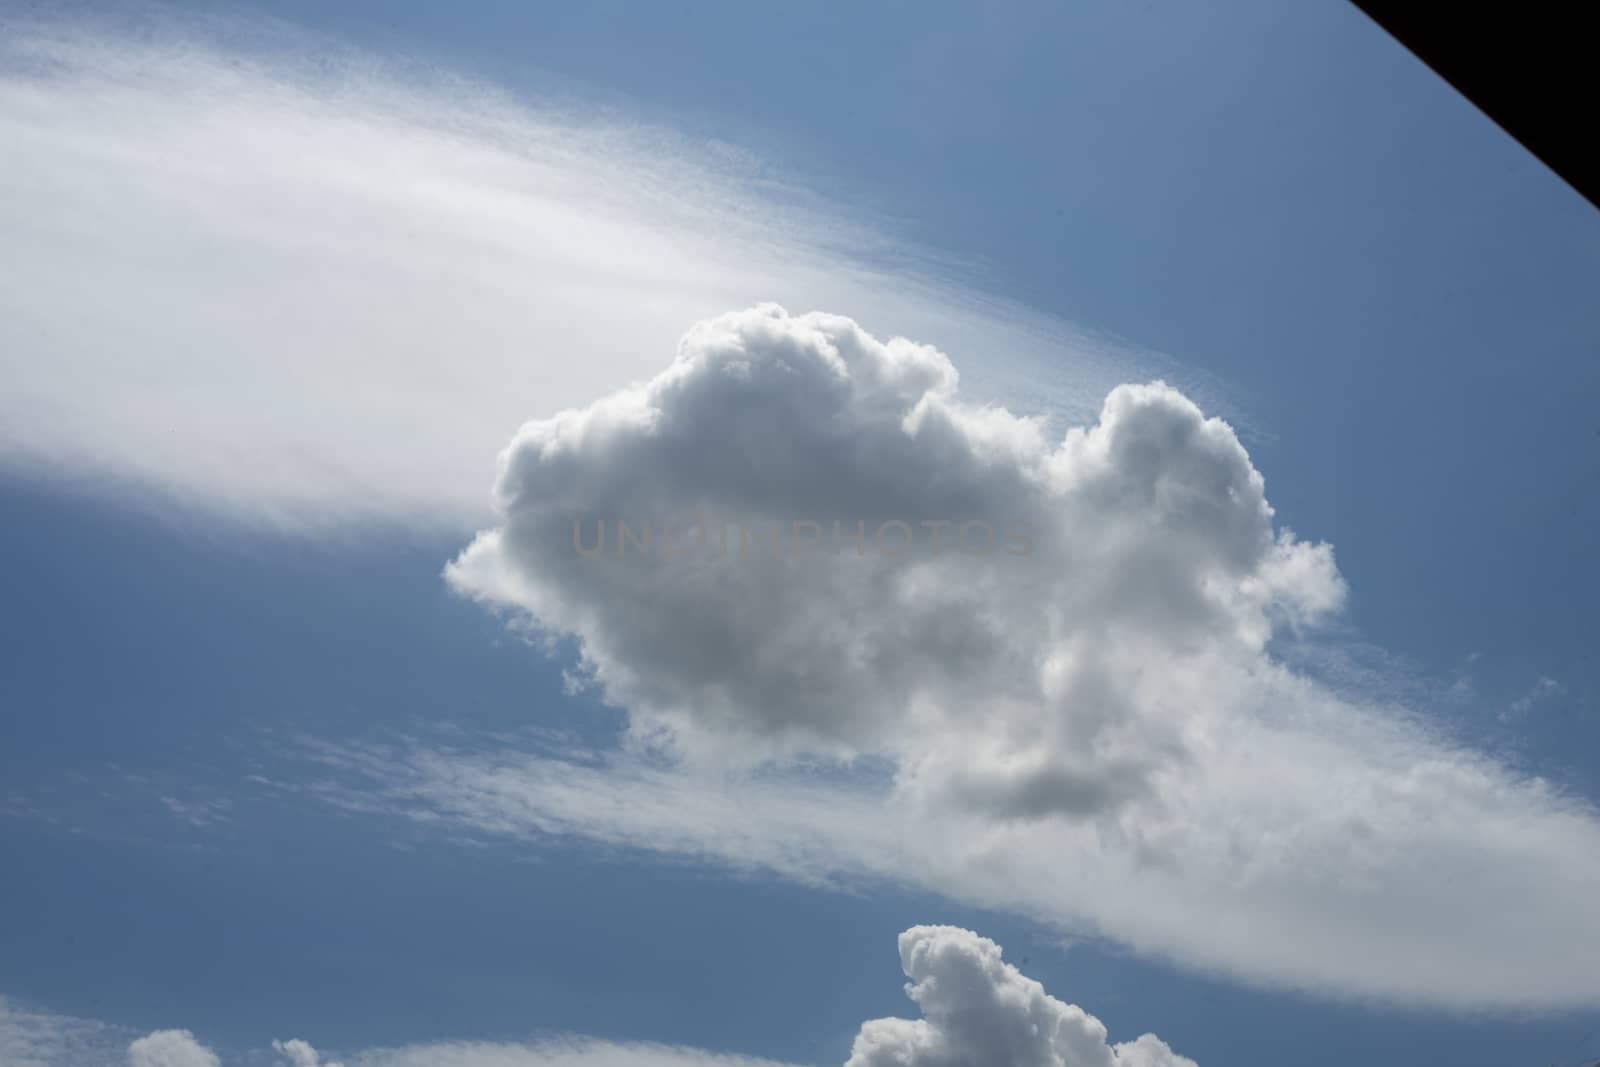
[2,3,1598,1066]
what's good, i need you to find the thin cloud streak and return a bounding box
[0,15,1196,532]
[297,715,1600,1014]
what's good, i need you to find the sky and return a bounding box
[1,2,1598,1066]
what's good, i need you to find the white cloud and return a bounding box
[346,1038,798,1067]
[1,926,1188,1067]
[0,997,120,1067]
[0,1000,344,1067]
[446,305,1340,818]
[0,16,1189,531]
[0,1003,790,1067]
[8,3,1597,1026]
[128,1030,220,1067]
[274,1037,344,1067]
[847,926,1193,1067]
[303,722,1600,1011]
[303,306,1600,1013]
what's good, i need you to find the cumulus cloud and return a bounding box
[128,1030,220,1067]
[273,1037,343,1067]
[447,305,1341,818]
[847,926,1193,1067]
[326,306,1600,1012]
[10,7,1599,1022]
[3,927,1185,1067]
[0,16,1188,530]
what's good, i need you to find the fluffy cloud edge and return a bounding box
[412,304,1600,1011]
[4,926,1189,1067]
[846,926,1195,1067]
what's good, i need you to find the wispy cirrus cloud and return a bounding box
[299,718,1600,1014]
[0,1000,791,1067]
[0,996,120,1067]
[0,14,1197,531]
